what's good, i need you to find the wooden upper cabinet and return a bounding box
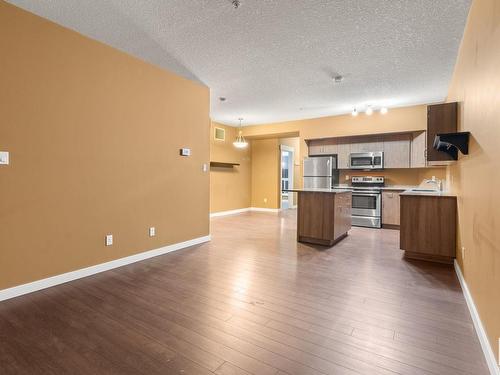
[427,103,457,162]
[383,134,410,168]
[308,141,325,155]
[350,137,383,153]
[411,131,427,168]
[308,139,334,156]
[336,142,351,169]
[307,139,351,169]
[323,143,337,155]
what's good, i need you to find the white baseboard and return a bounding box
[454,260,500,375]
[250,207,281,213]
[210,208,251,217]
[0,235,211,302]
[209,207,282,218]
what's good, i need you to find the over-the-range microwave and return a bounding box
[349,152,384,169]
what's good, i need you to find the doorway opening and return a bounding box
[280,145,294,209]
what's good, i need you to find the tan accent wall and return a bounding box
[251,139,280,209]
[446,0,500,361]
[210,122,251,213]
[242,105,427,139]
[0,1,210,290]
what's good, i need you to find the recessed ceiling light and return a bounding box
[351,108,358,117]
[366,106,373,115]
[380,107,388,114]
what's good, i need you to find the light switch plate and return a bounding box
[105,234,113,246]
[180,148,191,156]
[149,227,156,237]
[0,151,9,165]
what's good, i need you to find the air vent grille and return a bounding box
[214,127,225,141]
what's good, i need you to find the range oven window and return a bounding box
[352,194,378,210]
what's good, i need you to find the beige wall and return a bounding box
[446,0,500,362]
[210,122,251,213]
[251,139,280,209]
[242,105,427,139]
[0,1,210,290]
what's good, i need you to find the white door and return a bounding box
[280,145,294,209]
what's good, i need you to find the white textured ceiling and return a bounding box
[8,0,471,126]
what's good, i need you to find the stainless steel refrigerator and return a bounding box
[303,156,340,189]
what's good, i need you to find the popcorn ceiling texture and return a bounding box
[7,0,471,125]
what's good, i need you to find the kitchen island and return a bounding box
[285,188,352,246]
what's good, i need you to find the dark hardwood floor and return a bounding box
[0,210,489,374]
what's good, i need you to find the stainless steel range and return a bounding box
[351,176,384,228]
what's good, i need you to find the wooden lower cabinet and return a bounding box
[400,194,457,263]
[382,190,402,228]
[297,191,352,246]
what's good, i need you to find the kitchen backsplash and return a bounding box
[339,167,447,187]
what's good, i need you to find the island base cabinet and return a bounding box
[400,195,457,264]
[297,192,351,246]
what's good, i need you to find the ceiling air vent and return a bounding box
[214,127,225,141]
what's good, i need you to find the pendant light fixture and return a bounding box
[233,118,248,149]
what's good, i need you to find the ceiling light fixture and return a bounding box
[365,106,373,115]
[233,118,248,149]
[380,107,388,114]
[351,108,358,117]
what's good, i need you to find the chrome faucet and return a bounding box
[423,178,443,191]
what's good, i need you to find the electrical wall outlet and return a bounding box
[202,163,208,172]
[263,198,268,203]
[345,175,350,181]
[149,227,156,237]
[105,234,113,246]
[179,148,191,156]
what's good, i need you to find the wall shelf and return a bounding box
[210,161,240,168]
